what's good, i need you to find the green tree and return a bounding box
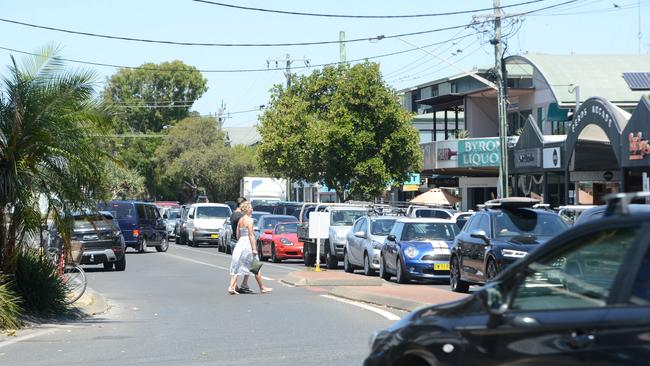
[98,160,147,200]
[0,46,108,273]
[101,60,208,133]
[258,62,422,201]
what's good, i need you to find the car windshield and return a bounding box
[493,209,567,238]
[370,219,397,235]
[401,222,458,241]
[98,202,134,219]
[330,210,365,226]
[262,217,295,230]
[275,223,298,234]
[414,209,436,218]
[455,213,473,230]
[196,206,230,218]
[167,210,180,219]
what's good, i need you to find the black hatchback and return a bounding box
[449,198,567,292]
[365,192,650,366]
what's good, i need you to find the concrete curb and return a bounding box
[281,271,383,287]
[329,287,428,312]
[73,287,109,316]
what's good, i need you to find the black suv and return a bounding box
[450,198,568,293]
[365,192,650,366]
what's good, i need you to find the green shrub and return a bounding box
[13,249,68,316]
[0,279,22,329]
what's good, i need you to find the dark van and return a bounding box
[98,201,169,253]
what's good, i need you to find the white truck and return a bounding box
[240,177,287,207]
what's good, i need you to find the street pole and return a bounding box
[339,31,346,64]
[493,0,509,198]
[267,54,310,88]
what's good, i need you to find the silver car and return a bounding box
[344,216,398,276]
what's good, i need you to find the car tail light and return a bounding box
[133,229,140,237]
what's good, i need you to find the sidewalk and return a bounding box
[72,287,109,316]
[282,269,468,312]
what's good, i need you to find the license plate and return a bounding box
[83,235,98,240]
[210,234,219,239]
[434,263,449,271]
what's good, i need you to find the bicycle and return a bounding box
[46,245,87,305]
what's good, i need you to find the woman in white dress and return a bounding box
[228,202,272,295]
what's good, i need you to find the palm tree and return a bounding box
[0,45,108,273]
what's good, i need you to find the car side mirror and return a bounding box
[163,213,168,219]
[478,281,509,317]
[188,214,194,219]
[264,229,273,235]
[470,229,490,244]
[387,234,396,242]
[354,231,366,239]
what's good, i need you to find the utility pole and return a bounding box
[491,0,509,198]
[267,54,310,88]
[339,31,346,63]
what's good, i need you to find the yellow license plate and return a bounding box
[210,234,219,239]
[434,263,450,271]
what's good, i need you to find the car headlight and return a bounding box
[404,246,419,259]
[502,249,527,258]
[371,240,382,250]
[280,238,293,245]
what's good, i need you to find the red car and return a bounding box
[259,222,303,262]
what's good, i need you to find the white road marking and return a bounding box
[0,323,82,349]
[320,295,401,321]
[165,253,274,281]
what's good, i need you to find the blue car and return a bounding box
[97,200,169,253]
[379,218,459,284]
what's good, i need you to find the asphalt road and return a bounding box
[0,243,411,366]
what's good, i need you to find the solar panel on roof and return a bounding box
[623,72,650,90]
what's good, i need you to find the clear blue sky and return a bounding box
[2,0,648,127]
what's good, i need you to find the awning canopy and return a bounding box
[410,188,460,206]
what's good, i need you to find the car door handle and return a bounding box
[507,315,540,328]
[566,332,595,350]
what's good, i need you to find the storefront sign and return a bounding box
[628,132,650,160]
[402,184,419,192]
[436,140,459,169]
[603,171,614,181]
[458,138,500,167]
[543,147,562,169]
[402,173,421,186]
[515,148,541,168]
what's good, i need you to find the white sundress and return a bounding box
[230,227,254,276]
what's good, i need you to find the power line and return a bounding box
[0,17,483,47]
[191,0,548,19]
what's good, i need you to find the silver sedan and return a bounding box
[344,216,397,276]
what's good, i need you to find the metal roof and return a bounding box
[623,72,650,90]
[506,54,650,106]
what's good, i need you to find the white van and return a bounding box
[185,203,232,247]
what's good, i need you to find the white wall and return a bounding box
[465,96,498,137]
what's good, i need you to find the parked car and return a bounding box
[449,197,568,293]
[558,204,597,225]
[344,215,398,276]
[366,192,650,366]
[259,221,303,262]
[407,206,458,219]
[218,218,233,253]
[163,208,181,241]
[451,211,474,230]
[379,218,459,283]
[185,203,232,247]
[46,211,126,271]
[97,201,168,253]
[223,210,271,254]
[174,205,190,245]
[255,214,297,255]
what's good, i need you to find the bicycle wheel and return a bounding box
[62,265,87,305]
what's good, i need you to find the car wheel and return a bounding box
[303,248,314,267]
[271,245,281,263]
[325,246,338,270]
[396,257,409,284]
[138,239,147,253]
[343,250,354,273]
[450,256,470,293]
[114,255,126,271]
[363,253,376,276]
[379,256,391,280]
[486,258,499,281]
[226,242,232,254]
[103,262,114,271]
[156,237,169,252]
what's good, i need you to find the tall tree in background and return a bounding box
[258,62,422,201]
[0,46,108,273]
[101,60,208,133]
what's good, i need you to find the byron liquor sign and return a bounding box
[458,138,500,167]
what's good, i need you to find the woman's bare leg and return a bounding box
[228,275,239,294]
[254,273,272,293]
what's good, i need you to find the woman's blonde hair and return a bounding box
[239,201,253,215]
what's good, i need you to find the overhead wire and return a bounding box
[190,0,549,19]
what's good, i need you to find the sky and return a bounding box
[2,0,648,128]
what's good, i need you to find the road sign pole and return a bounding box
[315,237,321,272]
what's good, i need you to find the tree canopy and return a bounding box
[101,60,208,133]
[257,62,422,200]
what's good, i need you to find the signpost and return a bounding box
[308,212,330,272]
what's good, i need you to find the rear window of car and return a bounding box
[196,206,231,218]
[370,219,397,235]
[262,217,295,230]
[167,210,180,219]
[330,210,365,226]
[98,202,135,220]
[493,209,567,238]
[401,222,458,241]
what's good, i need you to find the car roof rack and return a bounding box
[484,197,540,209]
[603,191,650,216]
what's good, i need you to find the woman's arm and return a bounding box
[247,217,256,253]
